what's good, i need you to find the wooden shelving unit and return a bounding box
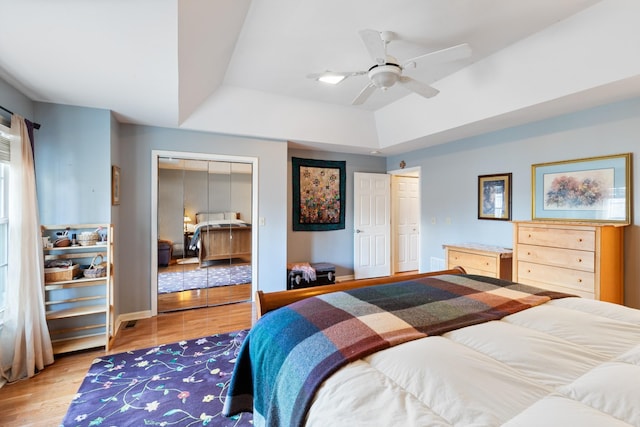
[42,223,114,354]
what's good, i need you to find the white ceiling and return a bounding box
[1,0,639,155]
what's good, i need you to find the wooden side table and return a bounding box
[443,243,513,280]
[184,232,196,257]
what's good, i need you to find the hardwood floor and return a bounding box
[0,302,254,427]
[157,283,252,312]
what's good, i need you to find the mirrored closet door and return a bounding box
[156,155,253,313]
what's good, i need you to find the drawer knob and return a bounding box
[578,238,583,242]
[527,252,531,256]
[577,258,582,263]
[577,278,582,283]
[528,234,532,238]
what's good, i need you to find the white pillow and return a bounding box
[224,212,238,220]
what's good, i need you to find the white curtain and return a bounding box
[0,115,53,387]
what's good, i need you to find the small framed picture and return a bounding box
[478,173,512,220]
[111,165,121,206]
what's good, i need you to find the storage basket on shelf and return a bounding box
[77,231,100,246]
[84,254,107,278]
[44,264,79,283]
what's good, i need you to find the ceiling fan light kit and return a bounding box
[309,29,471,105]
[368,63,401,89]
[317,73,346,85]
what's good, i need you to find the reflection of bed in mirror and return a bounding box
[189,212,252,267]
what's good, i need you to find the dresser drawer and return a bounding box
[517,226,595,251]
[517,261,595,293]
[516,244,594,272]
[447,250,497,276]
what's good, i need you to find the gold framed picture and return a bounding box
[111,165,121,206]
[532,153,630,223]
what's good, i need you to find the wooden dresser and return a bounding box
[443,243,513,280]
[512,221,624,303]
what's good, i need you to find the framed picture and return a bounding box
[532,153,631,224]
[111,165,121,206]
[292,157,346,231]
[478,173,512,220]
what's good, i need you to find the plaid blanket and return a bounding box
[223,274,574,426]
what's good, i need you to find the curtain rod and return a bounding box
[0,105,41,129]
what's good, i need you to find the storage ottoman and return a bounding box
[287,262,335,290]
[312,262,336,285]
[158,239,173,266]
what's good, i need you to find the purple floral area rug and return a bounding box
[60,330,253,427]
[158,265,252,294]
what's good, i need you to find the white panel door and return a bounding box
[393,176,420,272]
[354,172,390,280]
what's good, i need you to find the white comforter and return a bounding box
[307,297,640,426]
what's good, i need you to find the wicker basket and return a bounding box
[78,232,100,246]
[84,254,107,278]
[45,264,79,283]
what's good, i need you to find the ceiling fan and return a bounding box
[308,29,472,105]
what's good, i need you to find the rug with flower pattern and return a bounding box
[60,329,252,426]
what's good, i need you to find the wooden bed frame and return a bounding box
[198,225,252,266]
[255,267,467,318]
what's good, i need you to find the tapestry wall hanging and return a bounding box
[292,157,346,231]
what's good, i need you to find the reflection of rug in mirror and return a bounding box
[158,265,251,294]
[176,257,199,265]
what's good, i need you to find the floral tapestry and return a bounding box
[292,157,346,231]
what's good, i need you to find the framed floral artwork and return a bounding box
[532,153,631,224]
[478,173,512,220]
[292,157,346,231]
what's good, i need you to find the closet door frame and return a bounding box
[150,149,259,316]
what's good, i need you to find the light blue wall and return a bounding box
[117,124,288,314]
[387,98,640,308]
[287,149,387,277]
[33,103,112,225]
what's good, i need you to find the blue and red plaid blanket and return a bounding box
[223,274,573,426]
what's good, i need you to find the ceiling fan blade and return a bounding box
[398,76,439,98]
[307,70,366,84]
[307,71,366,79]
[352,83,377,105]
[402,43,472,68]
[358,29,386,65]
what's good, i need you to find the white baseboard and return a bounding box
[115,310,152,334]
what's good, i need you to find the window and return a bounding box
[0,127,10,326]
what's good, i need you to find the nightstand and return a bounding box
[184,232,196,257]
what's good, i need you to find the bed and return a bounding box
[189,212,251,267]
[224,268,640,427]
